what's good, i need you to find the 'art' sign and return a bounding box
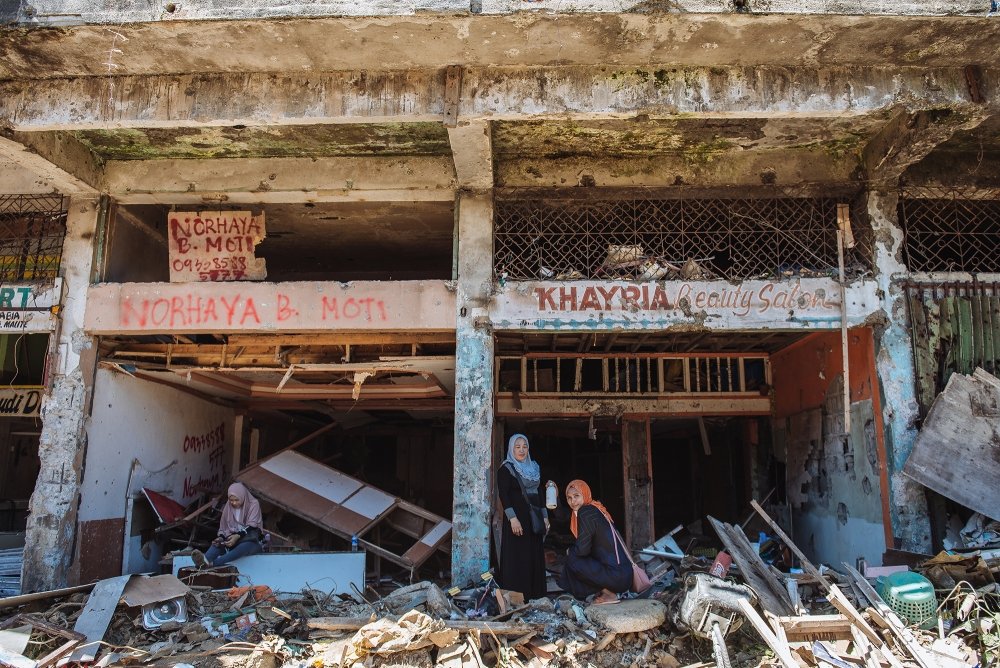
[0,279,62,332]
[168,210,267,282]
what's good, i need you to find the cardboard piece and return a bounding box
[121,574,190,607]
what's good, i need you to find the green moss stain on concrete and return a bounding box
[72,123,451,160]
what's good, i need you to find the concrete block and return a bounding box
[585,599,667,633]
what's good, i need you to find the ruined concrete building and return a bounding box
[0,0,996,591]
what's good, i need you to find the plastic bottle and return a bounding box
[545,481,558,509]
[351,534,359,552]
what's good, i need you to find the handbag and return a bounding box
[503,463,547,535]
[610,525,653,593]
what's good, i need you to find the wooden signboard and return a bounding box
[167,210,267,282]
[0,387,43,418]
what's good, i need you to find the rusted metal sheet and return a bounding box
[236,451,450,573]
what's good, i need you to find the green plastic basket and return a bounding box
[875,571,937,629]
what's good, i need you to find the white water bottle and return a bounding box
[545,481,558,509]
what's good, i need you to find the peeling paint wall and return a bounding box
[80,369,235,579]
[771,329,888,566]
[21,196,98,592]
[451,193,494,585]
[867,190,931,554]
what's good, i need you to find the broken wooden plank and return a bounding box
[0,583,95,611]
[826,584,905,668]
[708,516,795,616]
[826,585,881,645]
[35,639,80,668]
[307,617,542,635]
[841,563,935,668]
[777,614,853,642]
[735,598,798,668]
[750,499,833,592]
[850,625,882,668]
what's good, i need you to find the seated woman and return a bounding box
[558,479,633,605]
[193,482,265,567]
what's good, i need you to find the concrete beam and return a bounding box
[12,0,989,25]
[0,158,62,193]
[448,120,493,190]
[862,107,993,188]
[102,155,458,203]
[0,131,99,193]
[1,15,998,80]
[2,66,990,132]
[498,147,860,188]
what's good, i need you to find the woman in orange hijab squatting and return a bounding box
[558,480,633,605]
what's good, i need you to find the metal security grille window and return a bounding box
[0,195,69,282]
[494,194,872,282]
[899,187,1000,273]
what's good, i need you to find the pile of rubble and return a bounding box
[1,500,997,667]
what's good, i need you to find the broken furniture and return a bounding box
[236,450,451,580]
[672,572,756,668]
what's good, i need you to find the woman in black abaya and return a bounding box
[496,433,550,600]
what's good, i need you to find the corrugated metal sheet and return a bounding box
[0,546,24,597]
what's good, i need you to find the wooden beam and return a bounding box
[308,617,541,635]
[735,599,798,668]
[622,417,653,549]
[750,499,833,591]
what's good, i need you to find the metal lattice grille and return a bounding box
[900,187,1000,273]
[494,194,872,281]
[0,195,68,282]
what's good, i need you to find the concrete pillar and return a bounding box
[22,196,100,591]
[451,193,494,585]
[866,190,932,554]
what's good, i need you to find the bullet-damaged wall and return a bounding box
[771,329,891,567]
[78,369,235,580]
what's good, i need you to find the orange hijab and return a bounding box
[567,479,615,537]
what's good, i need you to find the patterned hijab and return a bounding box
[567,479,615,538]
[219,482,263,535]
[504,433,540,483]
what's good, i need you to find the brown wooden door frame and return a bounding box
[621,416,653,549]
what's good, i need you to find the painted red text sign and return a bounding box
[119,293,389,329]
[168,210,267,282]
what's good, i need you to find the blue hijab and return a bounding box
[505,433,540,483]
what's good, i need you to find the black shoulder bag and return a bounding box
[503,462,546,535]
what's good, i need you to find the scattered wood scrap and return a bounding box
[708,516,796,616]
